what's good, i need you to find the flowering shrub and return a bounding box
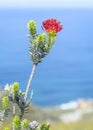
[0,18,62,130]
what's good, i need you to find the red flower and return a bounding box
[42,18,63,33]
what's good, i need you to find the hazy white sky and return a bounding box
[0,0,93,8]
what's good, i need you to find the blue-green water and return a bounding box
[0,8,93,106]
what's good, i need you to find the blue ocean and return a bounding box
[0,8,93,107]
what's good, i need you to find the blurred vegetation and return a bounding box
[1,117,93,130]
[51,120,93,130]
[0,90,93,130]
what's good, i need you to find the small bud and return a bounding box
[2,96,9,110]
[28,20,37,37]
[13,115,20,130]
[37,33,46,44]
[22,119,29,129]
[12,82,19,94]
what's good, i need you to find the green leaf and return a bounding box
[40,124,50,130]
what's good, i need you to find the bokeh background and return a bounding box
[0,0,93,107]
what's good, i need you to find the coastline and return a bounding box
[57,98,93,110]
[55,98,93,123]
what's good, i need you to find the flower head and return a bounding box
[29,121,39,130]
[42,18,63,33]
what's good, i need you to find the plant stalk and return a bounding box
[24,63,37,102]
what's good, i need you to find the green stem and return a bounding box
[24,64,37,102]
[13,102,16,117]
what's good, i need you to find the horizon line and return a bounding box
[0,6,93,9]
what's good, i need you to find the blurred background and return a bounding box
[1,0,93,129]
[0,0,93,106]
[0,0,93,107]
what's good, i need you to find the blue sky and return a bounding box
[0,0,93,8]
